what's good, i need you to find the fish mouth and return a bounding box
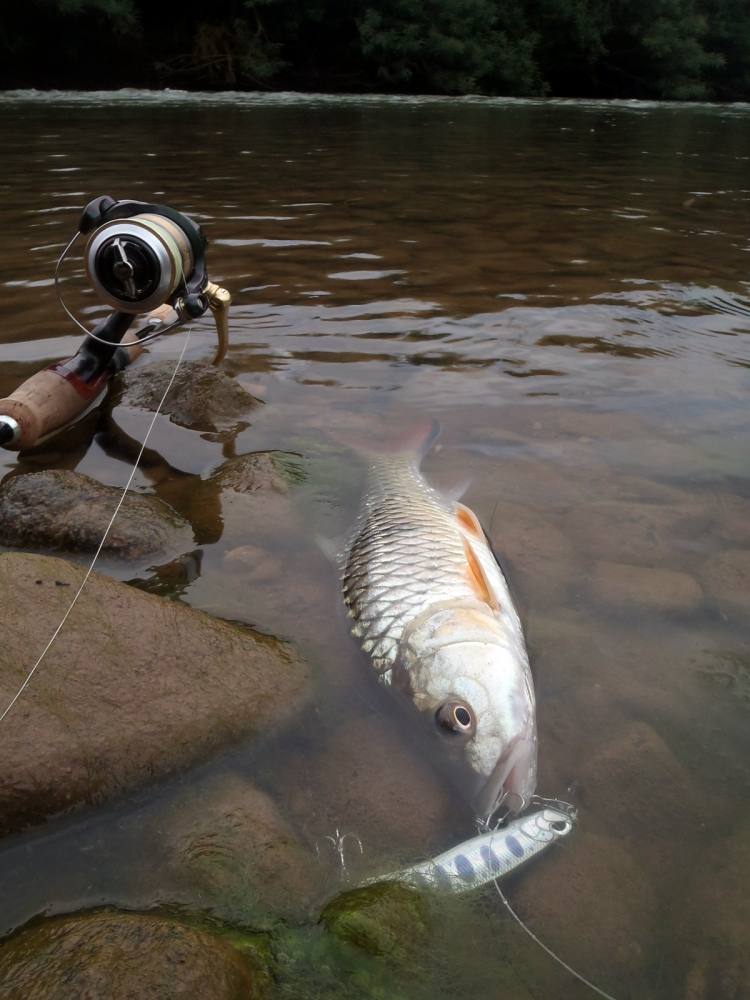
[473,734,537,822]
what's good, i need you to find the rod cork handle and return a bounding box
[0,368,108,450]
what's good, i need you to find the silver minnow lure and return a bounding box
[378,807,574,893]
[342,423,537,820]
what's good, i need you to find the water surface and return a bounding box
[0,91,748,998]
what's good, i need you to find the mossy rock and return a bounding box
[0,911,268,999]
[320,882,428,965]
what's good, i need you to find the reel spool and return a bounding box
[85,213,194,314]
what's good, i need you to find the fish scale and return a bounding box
[343,456,485,676]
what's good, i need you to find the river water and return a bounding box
[0,91,748,998]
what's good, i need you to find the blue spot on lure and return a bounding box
[373,806,575,894]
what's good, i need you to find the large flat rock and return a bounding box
[0,552,311,836]
[0,911,265,1000]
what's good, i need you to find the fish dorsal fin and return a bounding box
[455,503,501,612]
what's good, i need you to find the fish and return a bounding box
[372,806,575,893]
[341,421,537,821]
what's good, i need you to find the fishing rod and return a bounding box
[0,195,231,452]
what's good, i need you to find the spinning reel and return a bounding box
[0,196,231,451]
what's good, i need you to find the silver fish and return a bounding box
[342,424,537,820]
[376,806,575,893]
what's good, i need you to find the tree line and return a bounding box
[2,0,750,101]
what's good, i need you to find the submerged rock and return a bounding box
[113,360,260,434]
[588,560,703,613]
[509,829,658,995]
[0,552,311,836]
[700,548,750,618]
[320,882,428,965]
[164,772,323,921]
[574,720,706,876]
[674,817,750,1000]
[565,499,709,566]
[0,470,192,560]
[268,712,459,865]
[487,500,581,608]
[0,911,265,1000]
[214,451,306,496]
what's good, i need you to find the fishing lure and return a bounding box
[375,805,575,893]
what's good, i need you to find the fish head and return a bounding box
[402,610,537,823]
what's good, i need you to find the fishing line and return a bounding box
[492,876,617,1000]
[0,326,193,725]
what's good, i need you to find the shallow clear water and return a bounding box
[0,91,748,998]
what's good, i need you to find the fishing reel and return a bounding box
[0,196,230,451]
[80,196,208,317]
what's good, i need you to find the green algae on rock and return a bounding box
[320,882,428,965]
[0,552,311,837]
[0,911,267,1000]
[0,470,193,560]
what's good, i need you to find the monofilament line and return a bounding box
[493,879,617,1000]
[0,327,193,725]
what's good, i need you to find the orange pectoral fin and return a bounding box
[462,536,501,611]
[455,503,501,611]
[455,502,485,540]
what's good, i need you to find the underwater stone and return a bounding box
[674,815,750,999]
[588,560,703,613]
[700,548,750,619]
[0,552,311,837]
[213,451,306,496]
[112,360,260,434]
[320,882,428,965]
[0,470,193,560]
[0,911,267,999]
[163,772,324,922]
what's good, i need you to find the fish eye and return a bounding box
[435,701,475,736]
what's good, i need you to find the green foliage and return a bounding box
[56,0,138,30]
[0,0,748,99]
[603,0,723,99]
[358,0,542,94]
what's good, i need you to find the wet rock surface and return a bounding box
[113,360,260,433]
[0,552,311,836]
[321,882,428,965]
[509,829,658,996]
[588,560,703,613]
[700,548,750,618]
[487,500,581,608]
[0,470,192,560]
[268,711,461,864]
[164,772,323,921]
[214,450,305,496]
[565,500,709,566]
[0,911,264,1000]
[674,816,750,1000]
[572,720,706,875]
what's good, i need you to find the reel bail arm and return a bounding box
[0,195,231,451]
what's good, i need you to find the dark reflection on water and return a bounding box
[0,93,749,998]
